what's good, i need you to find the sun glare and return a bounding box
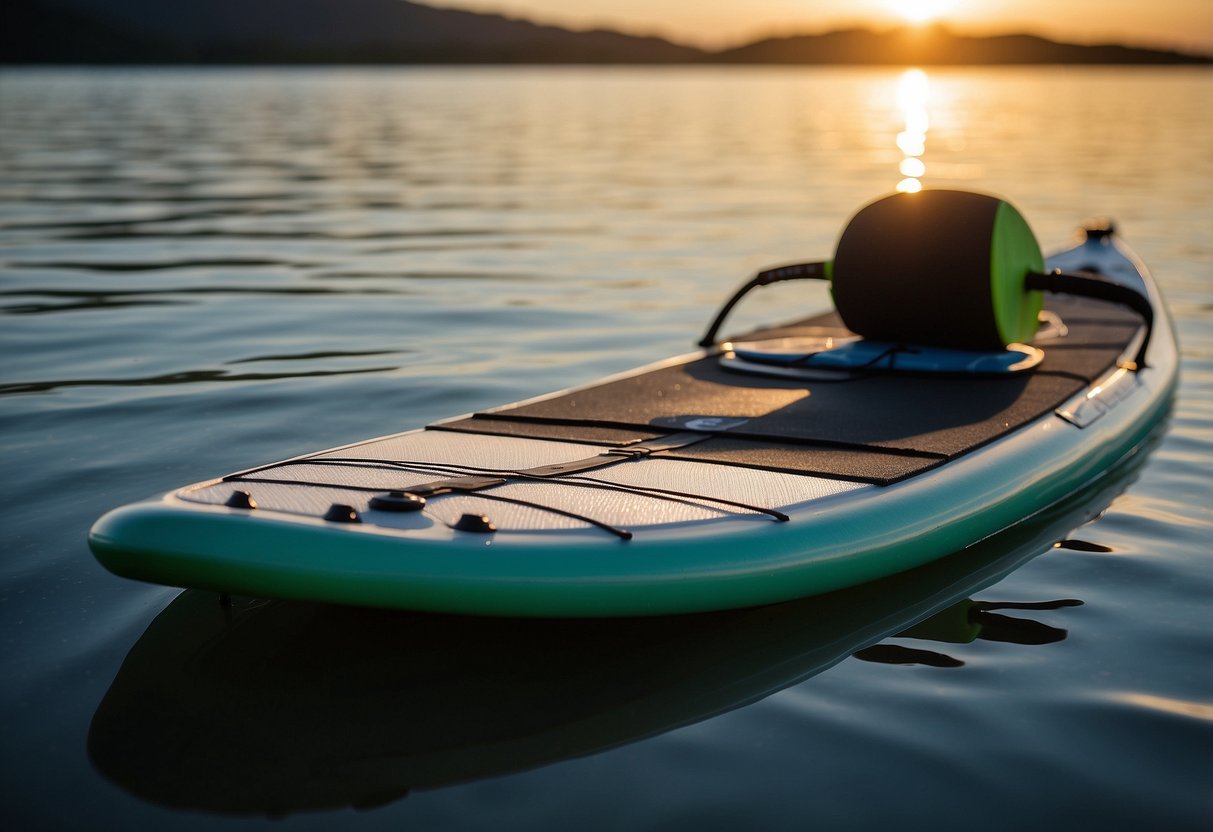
[889,0,955,25]
[895,68,931,193]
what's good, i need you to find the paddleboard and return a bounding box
[88,191,1178,617]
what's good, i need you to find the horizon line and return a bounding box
[558,19,1213,60]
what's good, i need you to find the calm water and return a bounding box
[1,66,1211,829]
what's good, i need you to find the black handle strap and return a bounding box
[697,261,830,347]
[1024,269,1154,369]
[699,262,1155,369]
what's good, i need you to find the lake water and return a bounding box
[1,66,1210,829]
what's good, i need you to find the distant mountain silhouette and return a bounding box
[2,0,700,63]
[3,0,1209,65]
[3,0,166,62]
[711,25,1209,65]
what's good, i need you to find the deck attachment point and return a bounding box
[453,513,496,534]
[369,491,426,512]
[323,504,362,523]
[224,490,257,510]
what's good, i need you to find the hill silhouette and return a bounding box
[3,0,1209,65]
[2,0,700,63]
[711,25,1209,65]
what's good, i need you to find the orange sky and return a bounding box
[424,0,1213,54]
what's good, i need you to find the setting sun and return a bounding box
[888,0,956,25]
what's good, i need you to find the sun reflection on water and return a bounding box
[896,68,930,192]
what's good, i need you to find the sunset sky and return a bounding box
[424,0,1213,54]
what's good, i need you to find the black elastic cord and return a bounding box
[229,455,788,526]
[722,342,911,384]
[224,472,633,540]
[1024,270,1153,369]
[698,261,830,347]
[272,456,789,520]
[441,491,634,540]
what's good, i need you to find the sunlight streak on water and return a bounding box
[895,68,931,192]
[1112,692,1213,721]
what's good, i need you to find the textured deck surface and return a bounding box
[439,296,1140,484]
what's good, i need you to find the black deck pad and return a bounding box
[434,298,1139,485]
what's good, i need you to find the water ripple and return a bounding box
[0,365,398,396]
[313,270,538,281]
[226,350,404,365]
[1,286,410,315]
[4,258,312,271]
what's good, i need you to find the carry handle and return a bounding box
[1024,269,1154,369]
[699,262,1155,370]
[697,261,830,348]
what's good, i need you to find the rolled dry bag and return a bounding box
[830,190,1045,351]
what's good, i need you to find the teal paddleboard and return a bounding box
[89,191,1177,617]
[88,452,1150,814]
